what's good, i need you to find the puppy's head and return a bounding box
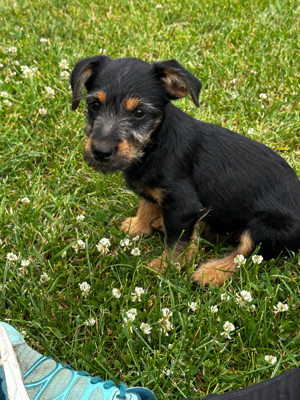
[71,55,201,173]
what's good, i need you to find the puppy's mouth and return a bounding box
[84,139,142,173]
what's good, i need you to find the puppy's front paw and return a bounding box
[192,260,233,287]
[121,217,153,236]
[150,216,165,233]
[148,257,168,274]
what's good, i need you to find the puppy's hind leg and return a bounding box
[121,198,164,236]
[192,231,254,287]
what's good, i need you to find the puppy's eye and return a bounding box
[133,109,145,119]
[89,101,101,112]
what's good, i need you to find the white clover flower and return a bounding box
[131,247,140,256]
[7,252,18,262]
[79,281,91,296]
[76,214,85,222]
[252,255,263,264]
[96,238,111,254]
[273,302,289,314]
[72,239,85,253]
[120,238,132,250]
[188,302,198,312]
[21,259,30,267]
[8,47,17,55]
[140,322,152,334]
[21,197,30,204]
[59,59,69,69]
[112,288,121,299]
[61,251,67,258]
[61,71,69,80]
[45,86,55,98]
[0,63,4,68]
[40,273,50,283]
[159,318,174,336]
[250,304,256,311]
[159,308,174,335]
[221,321,235,339]
[132,236,140,242]
[77,239,86,249]
[234,254,246,268]
[21,66,35,78]
[131,287,145,302]
[40,38,49,43]
[0,92,8,97]
[236,290,253,307]
[84,317,96,326]
[221,293,230,301]
[38,108,47,116]
[173,262,181,271]
[31,67,39,76]
[161,308,172,318]
[3,99,12,107]
[259,93,268,99]
[265,355,277,365]
[211,305,218,314]
[124,308,137,323]
[248,128,255,135]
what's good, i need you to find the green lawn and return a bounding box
[0,0,300,398]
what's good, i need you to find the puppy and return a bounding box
[70,55,300,286]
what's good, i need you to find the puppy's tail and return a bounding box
[248,210,300,259]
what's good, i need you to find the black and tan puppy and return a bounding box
[70,55,300,286]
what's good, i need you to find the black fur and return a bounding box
[71,55,300,284]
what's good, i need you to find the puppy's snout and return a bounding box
[92,144,115,162]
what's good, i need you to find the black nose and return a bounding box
[92,145,115,162]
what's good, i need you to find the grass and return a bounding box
[0,0,300,398]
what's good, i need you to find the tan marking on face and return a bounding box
[125,97,140,111]
[85,136,92,154]
[96,91,106,103]
[118,140,137,161]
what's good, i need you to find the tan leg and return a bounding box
[150,216,165,233]
[149,229,197,273]
[121,198,163,236]
[192,231,254,287]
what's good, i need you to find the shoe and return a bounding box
[0,322,156,400]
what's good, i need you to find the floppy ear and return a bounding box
[153,59,201,107]
[70,55,112,110]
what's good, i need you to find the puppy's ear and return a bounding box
[153,60,201,107]
[70,55,112,110]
